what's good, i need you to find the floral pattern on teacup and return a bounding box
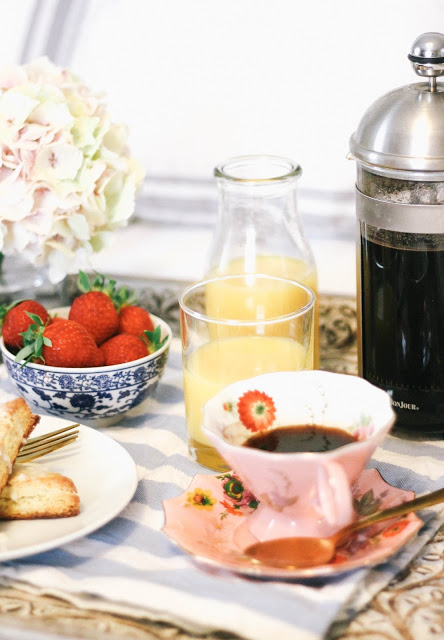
[219,389,278,443]
[163,468,421,578]
[221,391,378,444]
[236,390,276,432]
[381,518,410,538]
[353,488,388,516]
[185,474,258,520]
[185,488,216,511]
[352,414,376,440]
[218,474,258,510]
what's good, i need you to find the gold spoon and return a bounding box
[245,486,444,569]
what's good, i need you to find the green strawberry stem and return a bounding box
[77,270,117,296]
[77,270,137,311]
[143,326,167,354]
[15,312,51,366]
[114,285,137,310]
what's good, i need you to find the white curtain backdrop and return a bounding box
[0,0,443,292]
[3,0,443,194]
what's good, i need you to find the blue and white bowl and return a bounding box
[0,311,172,427]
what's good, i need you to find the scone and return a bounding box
[0,463,80,519]
[0,398,39,494]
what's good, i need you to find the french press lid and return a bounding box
[350,32,444,179]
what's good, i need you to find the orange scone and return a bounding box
[0,398,39,494]
[0,463,80,519]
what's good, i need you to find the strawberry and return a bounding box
[0,300,49,352]
[69,291,119,345]
[16,316,101,368]
[89,345,105,367]
[68,272,120,345]
[237,390,276,432]
[118,305,154,337]
[48,316,70,325]
[99,333,148,365]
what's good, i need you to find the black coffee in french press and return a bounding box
[350,32,444,434]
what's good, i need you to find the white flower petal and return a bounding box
[34,144,83,182]
[72,116,100,150]
[67,213,90,240]
[0,91,39,126]
[30,101,73,130]
[103,123,128,154]
[90,230,113,252]
[0,122,18,147]
[24,57,64,85]
[0,175,33,221]
[3,221,34,252]
[127,156,146,188]
[47,241,92,284]
[104,171,136,224]
[0,65,27,88]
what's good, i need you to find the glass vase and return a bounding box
[0,253,47,304]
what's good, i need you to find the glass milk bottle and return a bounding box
[206,155,319,366]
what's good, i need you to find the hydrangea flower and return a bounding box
[0,57,144,283]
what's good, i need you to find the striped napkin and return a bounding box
[0,338,443,640]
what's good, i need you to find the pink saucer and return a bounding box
[162,468,423,579]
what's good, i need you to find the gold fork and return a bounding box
[17,423,80,462]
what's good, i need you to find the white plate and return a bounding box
[0,415,138,561]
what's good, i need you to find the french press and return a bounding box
[350,32,444,434]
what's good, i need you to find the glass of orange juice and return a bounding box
[179,274,315,471]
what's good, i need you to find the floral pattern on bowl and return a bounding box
[162,468,423,580]
[0,313,171,426]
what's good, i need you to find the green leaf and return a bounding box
[144,326,168,353]
[361,490,375,505]
[91,273,103,289]
[0,304,8,324]
[35,333,43,352]
[77,270,92,293]
[77,270,139,311]
[103,278,117,296]
[25,312,45,326]
[15,315,48,365]
[353,489,383,516]
[15,344,34,362]
[114,285,137,310]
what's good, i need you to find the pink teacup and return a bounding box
[202,370,395,542]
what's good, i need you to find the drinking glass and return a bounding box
[179,274,315,471]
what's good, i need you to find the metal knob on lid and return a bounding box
[408,32,444,89]
[350,32,444,178]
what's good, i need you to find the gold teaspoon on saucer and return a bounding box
[245,486,444,569]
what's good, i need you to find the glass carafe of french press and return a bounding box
[350,33,444,433]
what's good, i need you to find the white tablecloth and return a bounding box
[0,339,443,640]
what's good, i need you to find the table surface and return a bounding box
[0,291,443,640]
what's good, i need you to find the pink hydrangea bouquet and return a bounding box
[0,57,144,283]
